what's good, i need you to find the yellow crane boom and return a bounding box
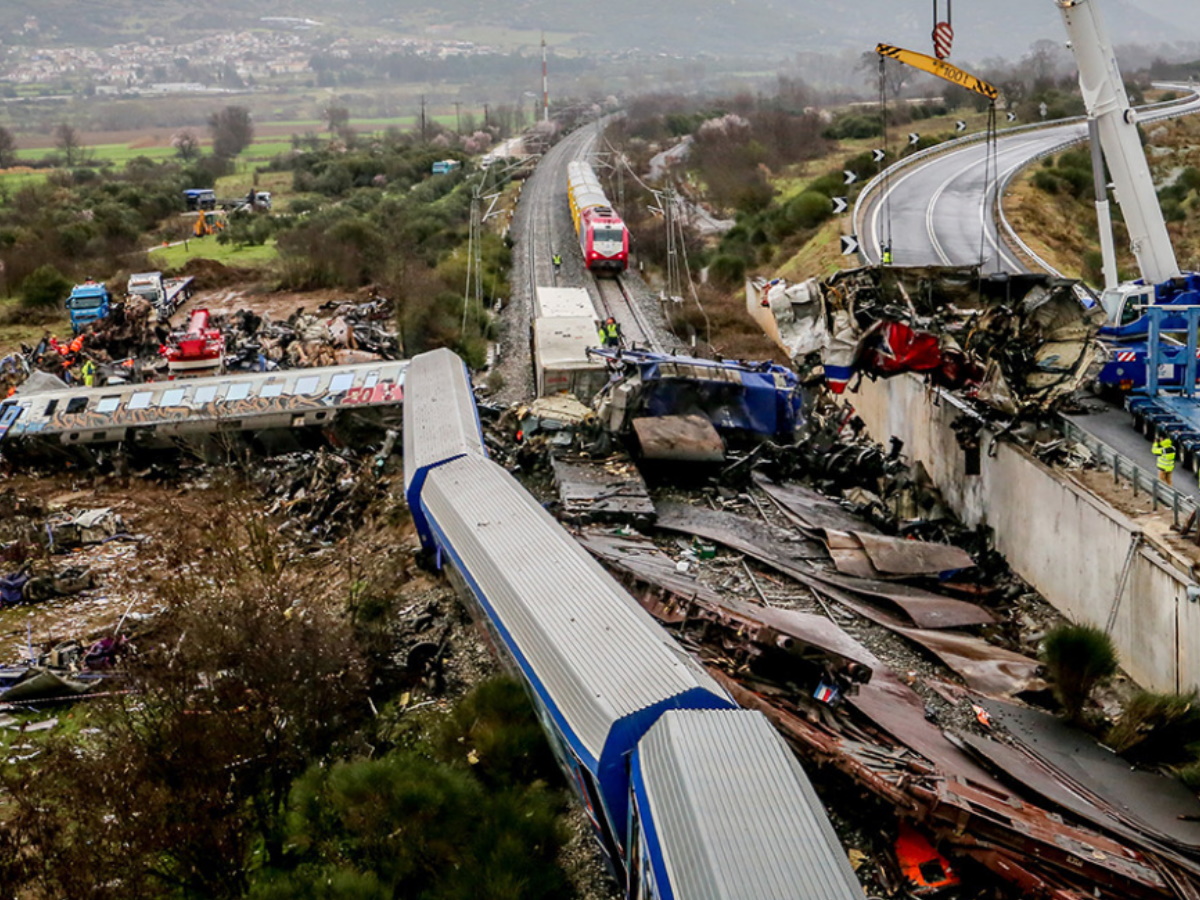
[875,43,999,102]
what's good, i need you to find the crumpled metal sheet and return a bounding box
[655,501,993,629]
[575,528,875,683]
[806,569,994,630]
[820,529,975,579]
[754,474,879,534]
[979,699,1200,856]
[811,577,1041,697]
[654,501,826,567]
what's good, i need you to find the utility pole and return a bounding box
[420,95,427,142]
[541,33,549,123]
[455,101,462,134]
[483,103,490,127]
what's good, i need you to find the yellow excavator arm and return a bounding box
[875,43,1000,102]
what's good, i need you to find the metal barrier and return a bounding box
[1058,415,1196,528]
[853,84,1200,269]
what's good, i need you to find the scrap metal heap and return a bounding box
[484,380,1200,899]
[16,294,399,390]
[752,265,1105,419]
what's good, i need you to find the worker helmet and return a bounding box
[1162,437,1174,447]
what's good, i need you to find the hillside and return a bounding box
[1,0,1196,62]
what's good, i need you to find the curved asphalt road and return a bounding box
[860,86,1200,270]
[857,85,1200,497]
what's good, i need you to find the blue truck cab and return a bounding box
[65,281,112,333]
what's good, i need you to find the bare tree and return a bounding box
[208,105,254,159]
[323,104,350,136]
[0,126,15,169]
[172,129,201,162]
[54,122,84,167]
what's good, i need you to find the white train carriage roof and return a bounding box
[420,453,730,766]
[402,347,486,495]
[633,710,862,900]
[534,286,597,319]
[567,160,612,214]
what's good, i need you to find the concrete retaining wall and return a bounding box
[849,372,1200,693]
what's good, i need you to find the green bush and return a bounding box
[707,254,747,289]
[1040,623,1119,723]
[788,191,834,230]
[823,114,884,141]
[20,264,73,308]
[1032,170,1063,194]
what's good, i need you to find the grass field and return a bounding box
[149,236,279,271]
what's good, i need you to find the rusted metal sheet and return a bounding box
[550,454,656,525]
[852,530,975,576]
[714,670,1179,900]
[811,578,1042,697]
[575,529,874,687]
[805,570,994,630]
[979,700,1200,856]
[821,528,975,579]
[654,500,826,566]
[655,502,993,629]
[632,415,725,462]
[957,731,1200,878]
[754,474,880,534]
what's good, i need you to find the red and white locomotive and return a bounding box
[566,160,629,274]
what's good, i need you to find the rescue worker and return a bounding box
[1152,435,1177,486]
[552,253,562,272]
[599,317,621,348]
[81,358,96,388]
[882,244,894,265]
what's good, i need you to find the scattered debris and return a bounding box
[751,266,1104,419]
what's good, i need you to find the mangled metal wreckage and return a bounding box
[750,266,1104,417]
[587,347,805,450]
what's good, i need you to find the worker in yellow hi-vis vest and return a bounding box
[81,358,96,388]
[1152,435,1177,486]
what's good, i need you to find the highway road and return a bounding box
[854,87,1200,498]
[859,88,1200,270]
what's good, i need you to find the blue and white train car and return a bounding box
[402,348,487,540]
[403,347,861,898]
[416,451,734,866]
[629,710,862,900]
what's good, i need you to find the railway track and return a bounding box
[595,275,662,352]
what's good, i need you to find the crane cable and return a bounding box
[879,56,894,263]
[975,101,1000,273]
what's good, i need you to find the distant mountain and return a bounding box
[0,0,1196,66]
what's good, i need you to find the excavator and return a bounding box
[193,209,227,238]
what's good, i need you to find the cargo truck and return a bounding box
[127,272,195,320]
[65,281,112,333]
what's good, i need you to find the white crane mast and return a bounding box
[1055,0,1180,285]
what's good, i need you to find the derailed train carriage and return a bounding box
[403,347,861,900]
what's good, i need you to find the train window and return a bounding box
[193,385,218,405]
[95,396,121,414]
[159,388,186,407]
[362,370,380,389]
[329,372,355,393]
[43,399,58,416]
[65,397,88,414]
[261,381,283,398]
[223,383,251,402]
[294,375,320,396]
[127,392,153,411]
